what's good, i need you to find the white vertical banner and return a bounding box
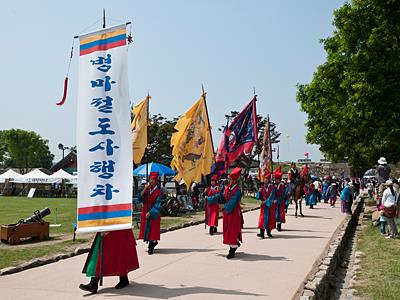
[76,24,132,233]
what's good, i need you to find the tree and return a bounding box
[0,129,54,173]
[296,0,400,174]
[140,114,177,166]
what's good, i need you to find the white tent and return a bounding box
[0,169,21,183]
[49,169,75,180]
[12,169,60,184]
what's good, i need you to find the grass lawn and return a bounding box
[0,239,88,269]
[0,196,77,234]
[0,195,259,270]
[355,222,400,299]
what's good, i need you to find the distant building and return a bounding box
[51,151,77,174]
[297,158,311,163]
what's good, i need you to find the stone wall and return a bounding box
[297,195,365,300]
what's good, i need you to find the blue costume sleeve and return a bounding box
[207,194,219,205]
[256,191,262,200]
[265,189,275,207]
[224,190,242,214]
[340,186,350,201]
[149,195,161,218]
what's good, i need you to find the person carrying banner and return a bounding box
[138,172,162,254]
[221,167,243,259]
[274,168,287,232]
[256,172,276,239]
[206,174,221,235]
[79,229,140,294]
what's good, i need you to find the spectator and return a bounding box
[366,180,374,199]
[381,180,398,239]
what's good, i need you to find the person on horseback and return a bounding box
[274,167,287,232]
[287,162,299,196]
[256,171,276,239]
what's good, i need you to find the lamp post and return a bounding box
[58,143,69,160]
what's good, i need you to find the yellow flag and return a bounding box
[170,95,214,188]
[131,96,149,164]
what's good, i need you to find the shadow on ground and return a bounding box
[93,282,266,298]
[153,248,219,255]
[216,252,288,262]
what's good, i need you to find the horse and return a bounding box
[292,175,310,217]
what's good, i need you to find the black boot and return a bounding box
[213,226,217,233]
[79,277,99,294]
[257,228,265,239]
[115,275,129,289]
[226,247,237,259]
[148,241,158,255]
[277,223,282,232]
[267,229,273,238]
[209,227,214,235]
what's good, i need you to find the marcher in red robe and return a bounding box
[274,167,287,232]
[222,167,243,259]
[256,172,276,238]
[79,229,139,294]
[138,172,162,254]
[206,175,221,235]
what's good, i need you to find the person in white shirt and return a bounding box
[381,180,398,238]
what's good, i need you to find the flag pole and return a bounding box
[202,84,215,230]
[268,115,274,177]
[103,8,106,29]
[202,84,215,155]
[146,90,150,184]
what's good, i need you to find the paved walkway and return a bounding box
[0,203,344,300]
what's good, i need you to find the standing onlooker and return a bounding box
[191,182,200,211]
[376,157,391,204]
[313,180,321,202]
[366,180,374,199]
[381,180,398,239]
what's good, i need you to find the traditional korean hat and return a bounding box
[229,167,242,181]
[273,166,283,180]
[300,164,309,176]
[264,172,272,181]
[211,174,219,181]
[149,172,159,180]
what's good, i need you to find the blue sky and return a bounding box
[0,0,345,163]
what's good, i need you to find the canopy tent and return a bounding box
[0,169,21,183]
[49,169,75,180]
[49,169,77,184]
[12,169,60,184]
[133,162,176,177]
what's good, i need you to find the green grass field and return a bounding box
[355,223,400,299]
[0,195,259,269]
[0,197,77,234]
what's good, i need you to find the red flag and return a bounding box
[214,97,258,174]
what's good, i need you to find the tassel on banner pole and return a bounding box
[56,38,74,106]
